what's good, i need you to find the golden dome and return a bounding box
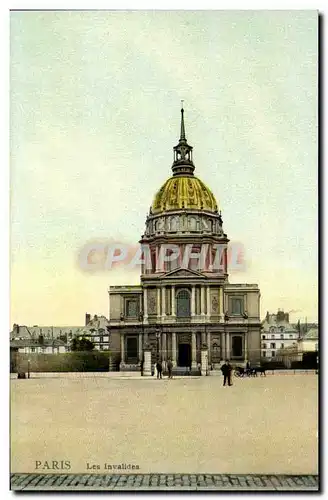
[152,176,218,214]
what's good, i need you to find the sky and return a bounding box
[10,10,318,327]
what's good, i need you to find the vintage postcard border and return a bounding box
[10,473,319,491]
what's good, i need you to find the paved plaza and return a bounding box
[11,372,318,484]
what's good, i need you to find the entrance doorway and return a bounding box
[126,336,138,363]
[178,343,191,367]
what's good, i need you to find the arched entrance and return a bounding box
[178,343,191,367]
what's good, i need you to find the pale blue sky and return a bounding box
[10,10,318,325]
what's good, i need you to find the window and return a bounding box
[270,327,275,333]
[262,351,266,357]
[176,289,191,317]
[279,326,284,332]
[189,217,196,230]
[270,343,276,349]
[280,334,284,339]
[231,335,243,357]
[230,297,243,315]
[126,300,138,318]
[281,343,284,349]
[289,334,293,338]
[262,335,266,339]
[262,343,266,349]
[271,351,276,357]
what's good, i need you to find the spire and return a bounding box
[172,103,195,177]
[180,102,186,141]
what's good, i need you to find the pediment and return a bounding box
[163,267,205,278]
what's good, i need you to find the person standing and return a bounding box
[156,361,163,379]
[221,360,233,386]
[167,358,173,379]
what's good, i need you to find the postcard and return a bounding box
[10,10,318,491]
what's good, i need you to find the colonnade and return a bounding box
[121,330,249,367]
[143,285,224,320]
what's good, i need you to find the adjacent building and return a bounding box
[108,108,262,371]
[76,314,110,351]
[10,314,110,354]
[261,310,299,360]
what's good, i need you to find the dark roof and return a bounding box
[10,338,66,348]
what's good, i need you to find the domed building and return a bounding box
[108,108,261,372]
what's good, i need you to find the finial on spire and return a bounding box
[180,100,186,141]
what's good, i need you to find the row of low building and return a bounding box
[260,310,318,368]
[10,314,110,354]
[10,309,318,369]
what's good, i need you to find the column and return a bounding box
[200,286,205,316]
[143,328,148,347]
[157,287,161,317]
[226,332,230,360]
[138,332,142,362]
[221,332,226,361]
[171,286,176,316]
[120,333,125,365]
[201,332,206,346]
[208,245,212,271]
[191,332,197,368]
[207,330,211,366]
[191,285,196,316]
[206,286,210,317]
[162,287,166,317]
[162,332,167,366]
[172,332,177,366]
[244,331,248,362]
[143,288,148,322]
[219,287,224,320]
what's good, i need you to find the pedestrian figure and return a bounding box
[156,361,163,379]
[221,360,233,386]
[167,358,173,379]
[153,362,157,378]
[140,359,144,376]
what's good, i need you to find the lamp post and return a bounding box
[27,358,31,379]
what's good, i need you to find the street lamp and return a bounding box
[27,358,31,379]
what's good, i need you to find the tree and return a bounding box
[70,337,95,352]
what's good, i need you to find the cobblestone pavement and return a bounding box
[10,473,319,491]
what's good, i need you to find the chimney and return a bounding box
[277,310,284,322]
[85,313,91,326]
